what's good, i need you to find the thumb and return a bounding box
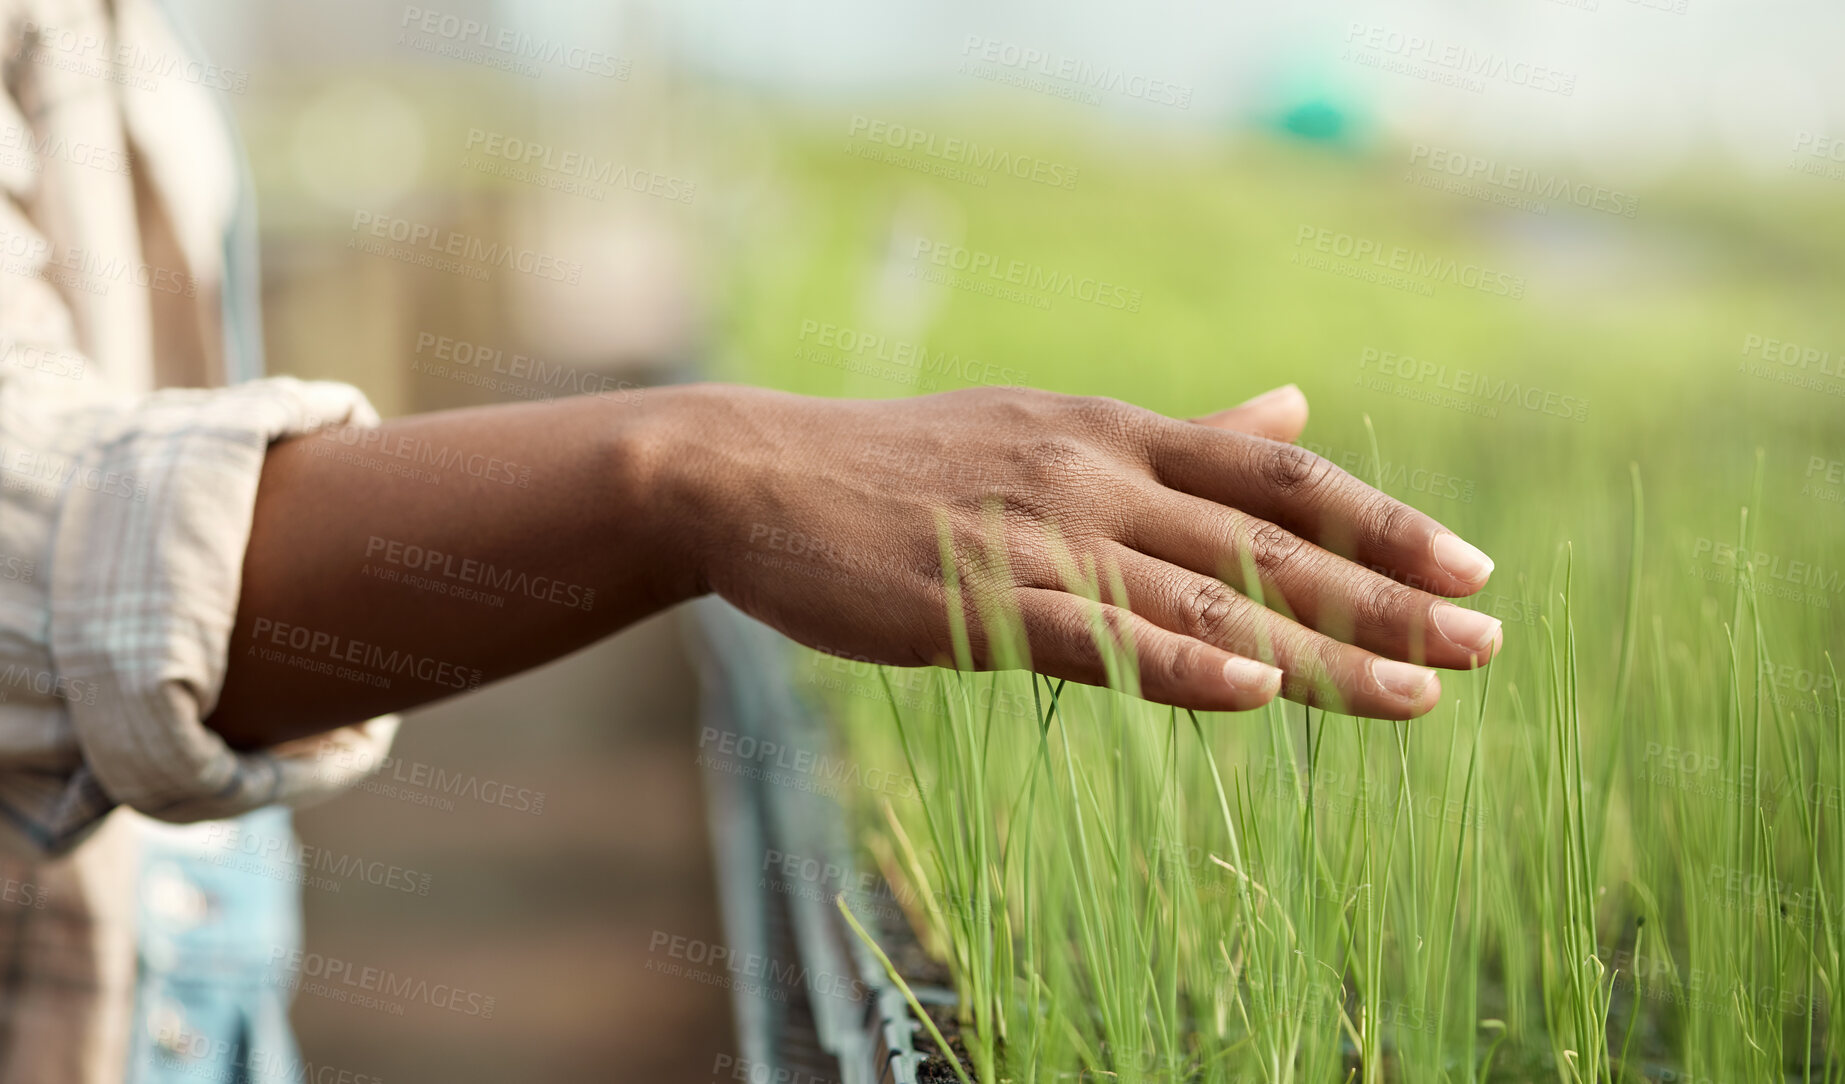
[1191,384,1309,442]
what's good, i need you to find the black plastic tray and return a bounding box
[691,599,938,1084]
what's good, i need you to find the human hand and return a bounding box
[668,383,1499,719]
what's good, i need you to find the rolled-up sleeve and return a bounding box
[0,375,398,852]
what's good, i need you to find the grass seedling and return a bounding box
[817,450,1842,1084]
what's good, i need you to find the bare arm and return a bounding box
[206,391,699,747]
[206,382,1501,749]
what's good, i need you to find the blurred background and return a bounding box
[163,0,1845,1080]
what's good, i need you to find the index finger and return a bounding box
[1146,422,1493,597]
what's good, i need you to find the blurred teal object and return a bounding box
[1260,66,1368,148]
[1277,97,1352,143]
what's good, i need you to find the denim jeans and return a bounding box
[126,807,303,1084]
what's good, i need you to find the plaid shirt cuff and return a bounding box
[36,377,398,851]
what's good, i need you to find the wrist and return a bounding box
[605,383,755,607]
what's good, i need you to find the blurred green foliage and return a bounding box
[720,109,1845,1081]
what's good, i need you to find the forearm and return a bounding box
[208,379,1499,749]
[207,386,722,748]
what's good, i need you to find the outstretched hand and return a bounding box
[676,383,1500,720]
[214,381,1500,749]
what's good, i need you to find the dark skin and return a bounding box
[206,382,1501,749]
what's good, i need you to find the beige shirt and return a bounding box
[1,0,396,1077]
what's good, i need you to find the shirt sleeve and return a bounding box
[0,21,396,851]
[0,374,400,852]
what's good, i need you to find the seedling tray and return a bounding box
[692,599,946,1084]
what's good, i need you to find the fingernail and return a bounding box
[1370,658,1436,700]
[1237,384,1303,409]
[1433,604,1503,655]
[1432,531,1494,585]
[1223,656,1283,694]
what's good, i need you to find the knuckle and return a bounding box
[982,386,1054,427]
[1006,437,1119,531]
[1304,635,1350,690]
[1034,597,1084,655]
[1180,577,1242,643]
[1016,434,1095,480]
[912,599,959,668]
[1360,494,1418,552]
[996,488,1052,527]
[1095,603,1132,643]
[1245,520,1308,575]
[1158,636,1210,689]
[1352,577,1418,632]
[1064,601,1129,671]
[1047,595,1110,660]
[1064,395,1148,449]
[1062,393,1124,426]
[1259,441,1332,496]
[998,479,1077,535]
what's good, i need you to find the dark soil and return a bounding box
[861,868,978,1079]
[912,1003,978,1083]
